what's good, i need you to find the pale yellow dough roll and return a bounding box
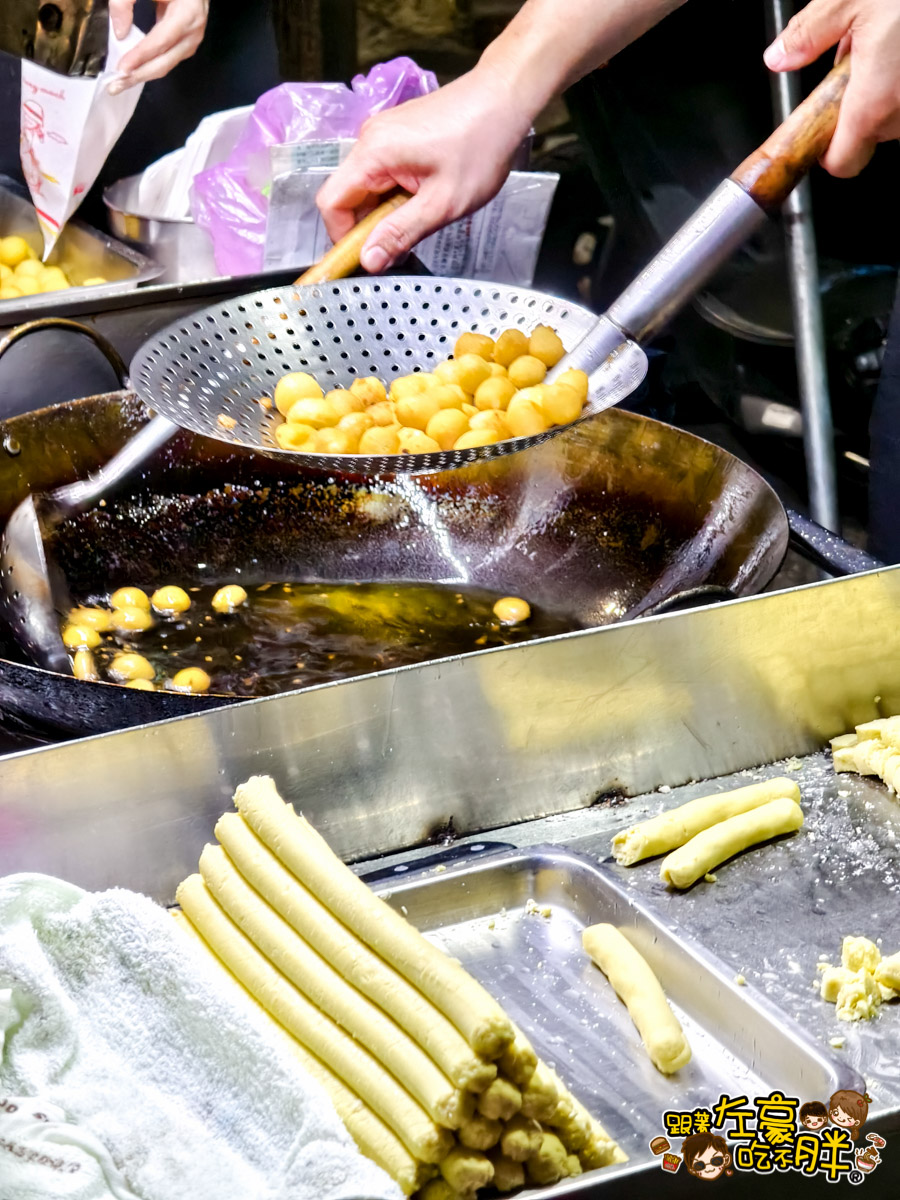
[170,910,430,1196]
[215,812,494,1093]
[234,775,514,1059]
[659,796,804,889]
[612,777,801,865]
[199,844,470,1129]
[176,874,453,1165]
[582,922,691,1075]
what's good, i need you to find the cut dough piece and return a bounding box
[659,796,804,889]
[582,923,691,1075]
[875,951,900,992]
[855,715,900,747]
[439,1147,494,1197]
[835,969,882,1022]
[842,935,881,974]
[176,874,453,1165]
[612,777,801,865]
[215,814,495,1093]
[234,775,514,1059]
[820,966,855,1003]
[200,844,470,1129]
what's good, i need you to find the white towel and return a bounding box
[0,874,401,1200]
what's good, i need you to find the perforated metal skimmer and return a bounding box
[130,276,631,475]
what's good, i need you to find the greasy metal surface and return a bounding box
[369,843,861,1186]
[0,0,107,75]
[0,391,788,733]
[0,177,161,323]
[131,277,644,475]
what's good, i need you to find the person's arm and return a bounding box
[107,0,209,94]
[316,0,686,272]
[765,0,900,178]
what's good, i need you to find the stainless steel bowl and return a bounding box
[103,174,218,284]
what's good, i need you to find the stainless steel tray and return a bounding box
[364,842,863,1192]
[0,175,161,321]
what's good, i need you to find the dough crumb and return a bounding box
[658,785,671,794]
[830,1036,846,1049]
[785,757,803,771]
[704,873,717,883]
[487,919,496,930]
[734,974,746,986]
[434,864,447,874]
[400,905,408,916]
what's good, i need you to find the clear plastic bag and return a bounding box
[190,58,437,277]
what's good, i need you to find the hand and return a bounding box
[107,0,209,93]
[764,0,900,177]
[316,68,533,273]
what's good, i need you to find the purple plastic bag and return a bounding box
[191,58,437,277]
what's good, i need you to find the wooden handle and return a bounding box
[731,56,851,210]
[294,192,410,286]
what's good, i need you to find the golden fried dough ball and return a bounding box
[474,377,516,411]
[110,587,150,611]
[82,276,108,287]
[368,400,399,427]
[274,422,318,451]
[539,383,583,426]
[15,259,42,279]
[39,266,70,292]
[433,359,461,386]
[337,412,375,439]
[469,410,511,437]
[493,596,531,623]
[505,398,548,438]
[528,324,565,367]
[493,328,529,367]
[315,427,358,454]
[432,384,467,410]
[109,652,155,681]
[508,355,547,389]
[0,236,33,267]
[0,264,12,284]
[0,287,21,300]
[488,362,508,378]
[171,667,211,694]
[110,605,154,633]
[349,376,387,406]
[286,397,339,428]
[125,678,155,691]
[454,354,492,395]
[454,429,502,450]
[324,389,365,419]
[16,278,40,296]
[555,368,589,402]
[426,409,470,450]
[62,624,101,650]
[274,371,323,416]
[359,425,401,455]
[68,606,111,632]
[151,585,191,614]
[454,332,495,360]
[389,372,433,402]
[394,391,441,431]
[397,427,441,455]
[212,585,248,613]
[72,647,99,681]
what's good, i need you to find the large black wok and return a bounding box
[0,390,875,737]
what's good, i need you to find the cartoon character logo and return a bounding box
[682,1132,732,1181]
[19,99,67,195]
[799,1101,828,1130]
[828,1090,871,1142]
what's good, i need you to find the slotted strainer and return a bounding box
[131,57,849,476]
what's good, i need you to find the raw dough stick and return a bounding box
[489,1154,525,1192]
[526,1131,570,1185]
[582,923,691,1075]
[476,1078,522,1121]
[420,1180,461,1200]
[519,1061,558,1122]
[176,874,454,1165]
[499,1115,542,1162]
[215,813,495,1093]
[458,1114,501,1151]
[439,1146,494,1196]
[234,775,514,1059]
[170,910,429,1196]
[497,1027,537,1088]
[200,844,470,1129]
[659,796,804,889]
[612,777,801,865]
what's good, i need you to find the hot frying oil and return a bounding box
[77,581,578,697]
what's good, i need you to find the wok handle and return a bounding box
[786,508,883,577]
[0,317,129,388]
[731,56,850,210]
[294,192,410,286]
